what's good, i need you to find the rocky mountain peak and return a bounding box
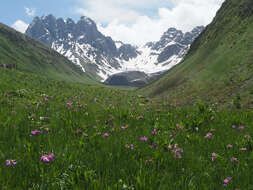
[26,14,204,83]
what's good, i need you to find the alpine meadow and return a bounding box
[0,0,253,189]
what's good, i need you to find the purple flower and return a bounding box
[66,102,73,109]
[244,135,251,139]
[139,136,148,142]
[103,133,109,138]
[152,143,158,149]
[30,130,40,136]
[175,151,182,159]
[5,159,17,166]
[152,129,158,136]
[41,153,54,163]
[223,177,231,186]
[227,144,233,149]
[44,97,49,101]
[210,116,215,120]
[232,125,236,129]
[230,157,239,163]
[125,144,134,150]
[240,148,247,151]
[237,125,245,131]
[211,152,217,162]
[121,126,126,130]
[204,132,213,139]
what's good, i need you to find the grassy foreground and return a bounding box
[0,69,252,190]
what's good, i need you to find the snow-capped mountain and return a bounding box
[25,15,204,83]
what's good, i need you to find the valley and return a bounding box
[0,0,253,189]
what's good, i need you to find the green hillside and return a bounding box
[0,23,97,84]
[141,0,253,108]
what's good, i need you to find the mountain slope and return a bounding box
[0,22,96,84]
[25,15,204,82]
[141,0,253,108]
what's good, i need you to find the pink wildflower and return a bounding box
[139,136,148,142]
[227,144,233,149]
[237,125,245,131]
[244,135,251,139]
[103,133,109,138]
[5,159,17,166]
[211,152,217,162]
[240,148,247,151]
[41,153,54,163]
[30,130,40,136]
[223,177,231,186]
[230,157,239,163]
[204,132,213,139]
[152,129,158,136]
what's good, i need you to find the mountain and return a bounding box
[25,15,204,84]
[0,22,96,84]
[141,0,253,108]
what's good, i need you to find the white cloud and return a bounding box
[25,7,36,17]
[76,0,225,45]
[12,20,29,33]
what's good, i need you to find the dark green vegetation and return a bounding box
[141,0,253,108]
[0,23,96,84]
[1,68,253,189]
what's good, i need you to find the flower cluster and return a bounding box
[204,132,213,139]
[139,136,148,142]
[41,153,54,163]
[168,144,183,159]
[5,159,17,166]
[223,177,231,186]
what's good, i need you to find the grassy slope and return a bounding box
[141,0,253,108]
[0,23,97,85]
[0,68,253,189]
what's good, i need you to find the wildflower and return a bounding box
[211,152,217,162]
[227,144,233,149]
[83,133,88,137]
[237,125,245,131]
[103,133,109,138]
[125,144,134,150]
[210,116,215,120]
[232,125,236,129]
[152,143,158,149]
[223,177,231,186]
[244,135,251,139]
[152,129,158,136]
[139,136,148,142]
[30,130,40,136]
[240,148,247,151]
[44,97,49,101]
[230,157,239,163]
[41,153,54,163]
[168,144,172,150]
[5,159,17,166]
[145,158,153,163]
[66,102,73,109]
[174,144,178,149]
[204,132,213,139]
[182,168,185,172]
[121,126,126,130]
[175,151,182,159]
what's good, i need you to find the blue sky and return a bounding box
[1,0,224,45]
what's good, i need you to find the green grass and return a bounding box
[0,68,253,189]
[140,0,253,108]
[0,23,97,85]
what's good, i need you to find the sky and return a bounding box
[0,0,224,45]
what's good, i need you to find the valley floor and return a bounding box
[0,69,252,189]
